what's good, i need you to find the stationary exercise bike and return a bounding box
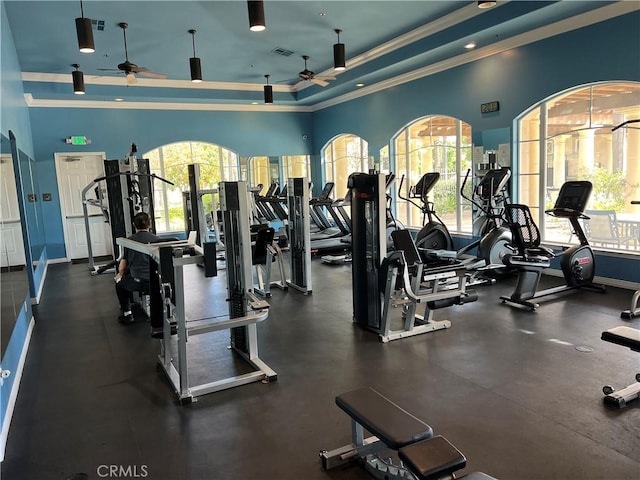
[500,180,606,310]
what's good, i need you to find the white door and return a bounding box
[0,154,26,267]
[55,152,112,260]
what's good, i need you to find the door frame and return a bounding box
[54,151,107,261]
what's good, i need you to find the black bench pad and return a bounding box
[398,435,466,480]
[335,387,433,450]
[602,326,640,352]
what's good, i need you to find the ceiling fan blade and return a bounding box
[136,68,167,79]
[97,68,121,72]
[310,78,329,87]
[317,75,336,81]
[126,72,137,85]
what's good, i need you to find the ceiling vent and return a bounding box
[272,47,294,57]
[91,19,105,31]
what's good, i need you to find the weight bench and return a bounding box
[601,326,640,408]
[321,387,497,480]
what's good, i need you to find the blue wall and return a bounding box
[311,12,640,152]
[0,2,39,451]
[6,9,640,277]
[28,107,313,258]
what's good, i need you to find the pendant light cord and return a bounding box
[80,0,85,18]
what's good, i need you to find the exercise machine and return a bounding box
[621,200,639,319]
[351,173,476,340]
[117,181,277,404]
[601,326,640,408]
[321,387,497,480]
[378,229,478,342]
[460,167,513,273]
[286,177,312,294]
[82,143,173,275]
[399,172,454,251]
[500,180,606,310]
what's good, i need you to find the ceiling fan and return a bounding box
[98,22,167,84]
[297,55,335,87]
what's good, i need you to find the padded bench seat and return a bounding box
[399,435,466,480]
[336,387,433,450]
[601,326,640,352]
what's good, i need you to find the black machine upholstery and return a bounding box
[335,387,433,450]
[398,436,467,480]
[503,204,554,258]
[602,326,640,352]
[251,226,275,266]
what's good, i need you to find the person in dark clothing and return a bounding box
[115,212,162,323]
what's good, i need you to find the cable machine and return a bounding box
[117,180,277,404]
[286,177,312,294]
[81,143,173,274]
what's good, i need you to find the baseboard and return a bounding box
[46,257,70,264]
[542,268,640,291]
[30,262,48,305]
[0,316,35,462]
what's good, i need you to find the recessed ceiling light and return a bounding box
[251,101,259,105]
[465,42,476,49]
[319,12,326,16]
[477,1,497,9]
[114,98,123,101]
[356,83,364,87]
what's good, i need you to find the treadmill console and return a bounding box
[318,182,335,199]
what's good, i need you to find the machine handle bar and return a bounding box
[93,171,174,186]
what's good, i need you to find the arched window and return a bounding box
[247,156,272,191]
[322,134,369,199]
[282,155,310,182]
[516,82,640,252]
[393,116,473,233]
[145,141,239,233]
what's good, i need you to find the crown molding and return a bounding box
[23,94,313,112]
[21,1,637,114]
[21,72,294,93]
[309,1,494,91]
[312,1,639,111]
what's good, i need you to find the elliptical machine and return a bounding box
[399,168,513,278]
[398,172,454,251]
[460,167,513,272]
[500,180,606,311]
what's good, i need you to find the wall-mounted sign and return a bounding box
[481,101,500,114]
[65,136,91,145]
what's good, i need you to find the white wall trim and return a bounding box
[21,72,295,93]
[46,257,71,264]
[30,261,48,305]
[0,316,35,462]
[20,1,638,113]
[24,94,313,112]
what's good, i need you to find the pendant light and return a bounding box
[264,74,273,104]
[188,29,203,82]
[333,29,346,71]
[72,64,85,94]
[75,0,95,53]
[248,1,266,32]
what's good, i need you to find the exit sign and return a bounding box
[481,101,500,113]
[66,135,90,145]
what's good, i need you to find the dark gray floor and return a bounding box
[2,260,639,480]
